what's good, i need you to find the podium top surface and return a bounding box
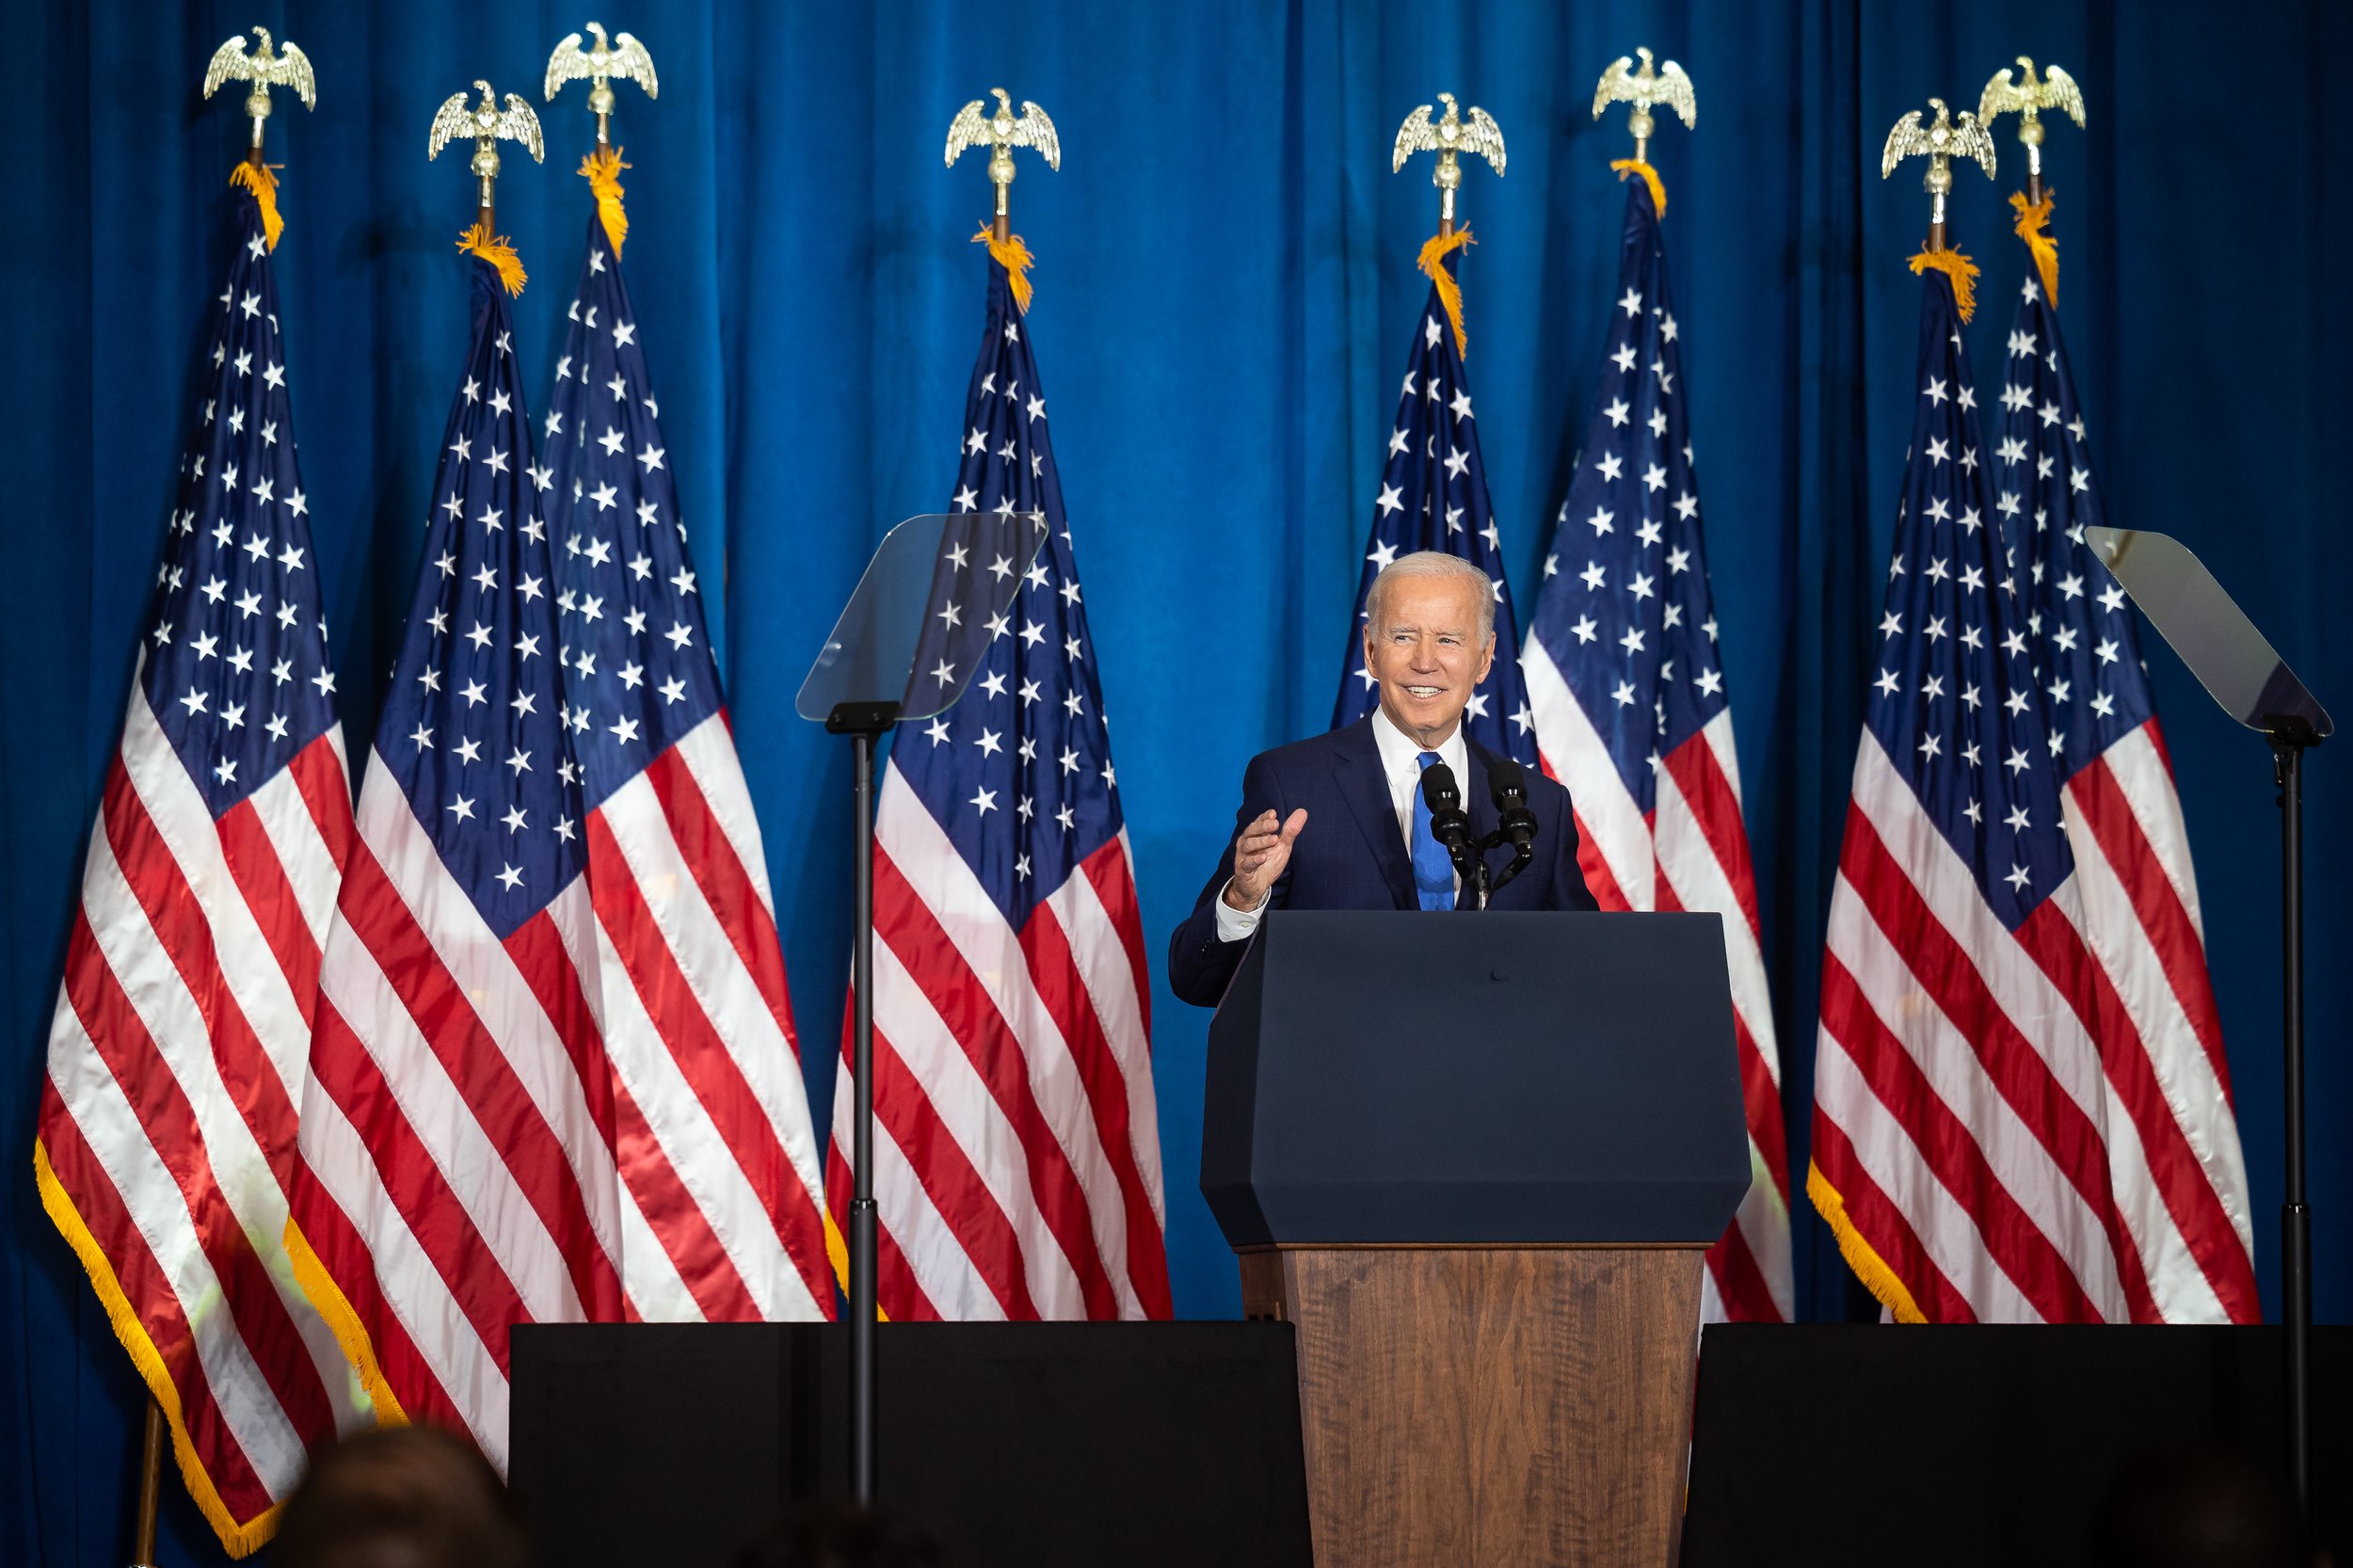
[1200,910,1752,1247]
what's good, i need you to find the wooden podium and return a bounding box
[1201,912,1748,1568]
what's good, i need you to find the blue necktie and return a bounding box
[1411,750,1455,912]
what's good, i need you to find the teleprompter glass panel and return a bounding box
[2089,527,2331,739]
[796,511,1048,724]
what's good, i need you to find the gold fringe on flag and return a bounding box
[582,145,632,257]
[1908,245,1981,323]
[2010,187,2060,308]
[34,1141,280,1556]
[1417,227,1476,360]
[229,160,284,251]
[1609,157,1668,216]
[970,224,1037,312]
[1807,1160,1929,1324]
[281,1215,411,1432]
[456,219,527,296]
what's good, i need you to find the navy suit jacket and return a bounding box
[1165,717,1600,1006]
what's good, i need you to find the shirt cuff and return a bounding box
[1213,879,1268,943]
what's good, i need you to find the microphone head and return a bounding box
[1484,753,1538,857]
[1419,760,1463,816]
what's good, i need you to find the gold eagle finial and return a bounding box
[429,81,546,227]
[201,26,317,157]
[546,23,659,146]
[1593,48,1696,163]
[1978,57,2085,199]
[1393,93,1505,235]
[1883,97,1997,250]
[945,89,1061,240]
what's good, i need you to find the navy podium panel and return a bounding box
[508,1322,1313,1568]
[1685,1324,2350,1566]
[1202,909,1751,1246]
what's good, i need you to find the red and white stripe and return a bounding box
[294,714,833,1470]
[583,714,833,1324]
[2057,720,2255,1316]
[825,771,1170,1322]
[1524,637,1795,1322]
[1808,730,2259,1323]
[295,756,625,1466]
[37,680,365,1541]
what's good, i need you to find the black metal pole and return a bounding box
[848,725,881,1505]
[2273,733,2310,1518]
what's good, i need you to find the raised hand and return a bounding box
[1223,808,1307,911]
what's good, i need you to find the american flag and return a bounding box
[1332,252,1538,765]
[1991,268,2258,1320]
[1520,177,1793,1322]
[34,183,365,1551]
[539,205,834,1324]
[1809,265,2249,1322]
[825,250,1170,1320]
[291,255,623,1468]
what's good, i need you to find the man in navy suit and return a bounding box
[1167,552,1599,1006]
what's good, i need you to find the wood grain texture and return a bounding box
[1239,1245,1705,1568]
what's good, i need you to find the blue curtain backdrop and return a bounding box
[6,0,2348,1560]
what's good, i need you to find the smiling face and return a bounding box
[1361,570,1496,748]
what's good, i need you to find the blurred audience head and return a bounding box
[2092,1440,2312,1568]
[734,1503,950,1568]
[273,1422,527,1568]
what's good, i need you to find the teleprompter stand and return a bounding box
[1201,909,1751,1566]
[796,510,1046,1502]
[2090,525,2333,1518]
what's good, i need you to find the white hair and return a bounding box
[1365,550,1497,641]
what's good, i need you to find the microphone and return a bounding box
[1485,756,1540,856]
[1483,756,1541,897]
[1418,761,1478,877]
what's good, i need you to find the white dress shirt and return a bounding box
[1215,707,1470,940]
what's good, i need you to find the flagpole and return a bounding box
[126,1399,164,1568]
[834,90,1060,1501]
[133,31,322,1557]
[844,88,1062,1503]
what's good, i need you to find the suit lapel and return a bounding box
[1462,744,1498,842]
[1331,719,1415,910]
